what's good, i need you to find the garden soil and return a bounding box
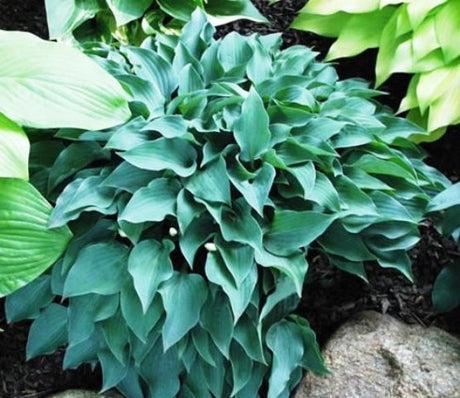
[0,0,459,397]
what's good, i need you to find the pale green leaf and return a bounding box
[0,113,29,179]
[0,30,131,129]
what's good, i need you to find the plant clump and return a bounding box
[5,10,452,398]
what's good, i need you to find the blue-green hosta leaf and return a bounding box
[120,178,181,223]
[104,117,153,151]
[0,114,29,179]
[128,239,174,312]
[49,176,118,228]
[118,74,165,120]
[200,289,234,358]
[0,179,72,297]
[266,320,304,398]
[372,248,413,281]
[230,341,254,396]
[63,242,129,297]
[219,200,263,250]
[125,46,177,98]
[191,327,217,367]
[426,183,460,212]
[289,315,328,375]
[180,215,216,267]
[234,362,266,398]
[264,210,336,256]
[140,340,181,398]
[228,161,276,215]
[246,37,272,85]
[182,358,212,398]
[120,283,163,342]
[186,157,231,205]
[309,172,341,211]
[116,366,145,398]
[68,293,118,345]
[233,87,271,161]
[179,64,205,95]
[234,313,266,364]
[102,162,157,193]
[218,31,253,71]
[202,345,226,397]
[48,142,109,193]
[318,221,375,262]
[26,303,68,359]
[216,236,255,289]
[98,350,128,392]
[205,252,257,322]
[119,137,197,177]
[142,115,189,138]
[259,274,298,325]
[102,310,130,365]
[61,218,116,274]
[106,0,154,26]
[5,275,53,322]
[0,30,131,129]
[159,272,208,350]
[64,329,101,370]
[255,248,308,297]
[432,261,460,313]
[287,162,316,200]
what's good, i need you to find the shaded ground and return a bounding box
[1,0,459,396]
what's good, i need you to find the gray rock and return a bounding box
[294,311,460,398]
[46,390,123,398]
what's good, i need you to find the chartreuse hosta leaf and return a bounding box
[8,9,455,398]
[0,30,131,129]
[0,179,72,297]
[291,0,460,138]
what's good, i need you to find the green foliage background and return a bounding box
[290,0,460,141]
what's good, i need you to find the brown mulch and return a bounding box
[0,0,459,397]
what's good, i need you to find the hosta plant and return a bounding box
[290,0,460,141]
[0,30,131,296]
[426,183,460,313]
[45,0,266,45]
[6,10,452,397]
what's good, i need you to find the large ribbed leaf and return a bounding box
[0,30,131,129]
[0,113,29,179]
[0,179,72,296]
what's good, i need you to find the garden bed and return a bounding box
[0,0,459,397]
